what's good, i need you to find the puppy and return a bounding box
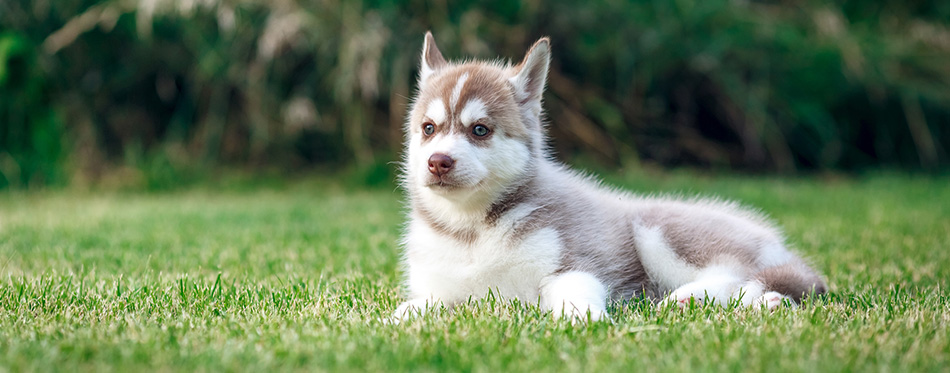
[394,32,825,321]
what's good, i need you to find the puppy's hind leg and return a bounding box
[659,266,750,308]
[540,271,608,322]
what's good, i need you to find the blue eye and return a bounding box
[423,123,435,135]
[472,125,490,137]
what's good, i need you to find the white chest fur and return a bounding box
[404,213,563,304]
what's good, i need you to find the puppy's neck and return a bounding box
[412,172,537,229]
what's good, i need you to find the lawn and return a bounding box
[1,171,948,371]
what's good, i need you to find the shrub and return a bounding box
[0,0,947,188]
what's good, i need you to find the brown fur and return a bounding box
[485,179,535,225]
[412,64,530,143]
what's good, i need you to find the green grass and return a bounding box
[1,172,948,371]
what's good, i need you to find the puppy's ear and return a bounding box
[420,31,447,85]
[509,37,551,110]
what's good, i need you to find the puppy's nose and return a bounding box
[428,154,455,176]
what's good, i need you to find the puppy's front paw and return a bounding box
[540,271,610,325]
[552,303,608,324]
[386,298,440,324]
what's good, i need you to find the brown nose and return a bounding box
[428,154,455,176]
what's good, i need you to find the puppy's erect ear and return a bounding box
[509,37,551,110]
[420,31,447,85]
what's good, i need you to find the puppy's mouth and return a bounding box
[424,171,482,190]
[425,177,463,190]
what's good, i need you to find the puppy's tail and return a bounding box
[754,260,827,303]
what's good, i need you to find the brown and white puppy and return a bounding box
[395,32,825,321]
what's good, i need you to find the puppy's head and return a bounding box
[405,32,550,204]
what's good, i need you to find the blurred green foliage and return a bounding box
[0,31,66,188]
[0,0,948,188]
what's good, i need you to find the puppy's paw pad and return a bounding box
[754,291,796,310]
[659,293,704,309]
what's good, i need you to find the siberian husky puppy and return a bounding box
[394,32,825,321]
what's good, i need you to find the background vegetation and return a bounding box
[1,0,949,189]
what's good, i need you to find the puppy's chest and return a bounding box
[407,220,563,301]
